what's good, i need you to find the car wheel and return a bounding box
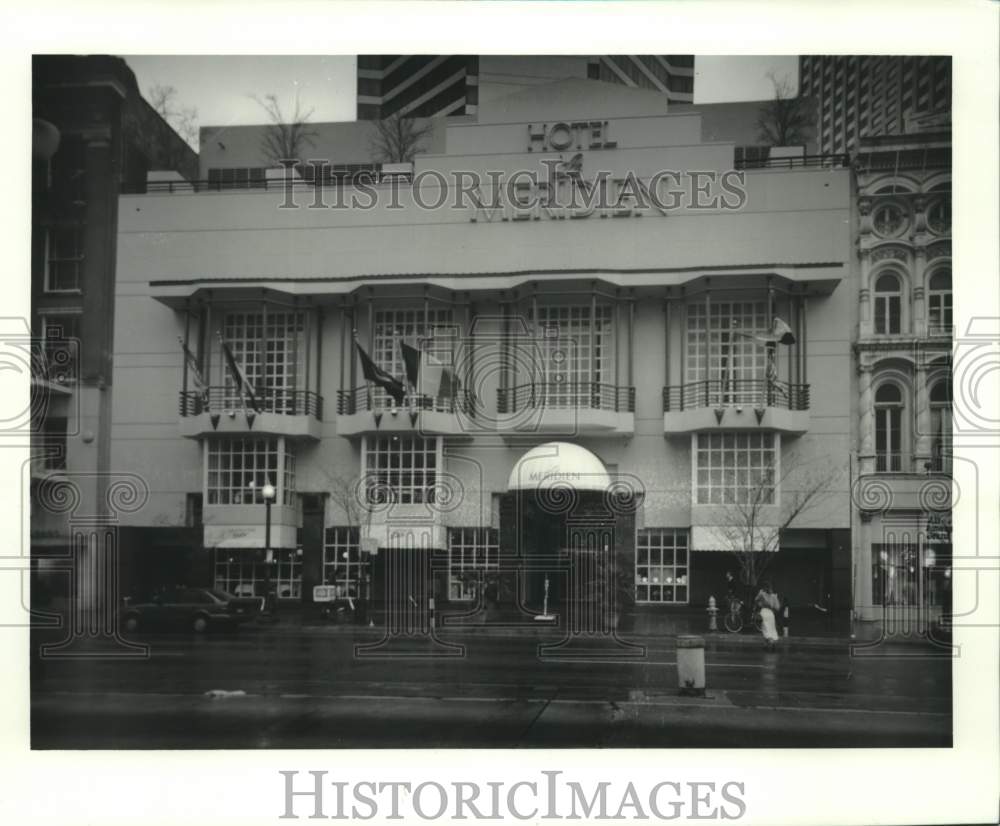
[192,615,209,634]
[124,614,140,633]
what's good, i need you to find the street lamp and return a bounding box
[261,480,277,617]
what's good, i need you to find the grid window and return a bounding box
[220,311,305,411]
[323,527,368,598]
[635,529,689,604]
[373,308,454,409]
[686,300,768,403]
[206,438,294,505]
[447,527,500,600]
[927,270,952,335]
[213,548,300,599]
[45,228,83,292]
[696,433,776,505]
[364,435,438,505]
[207,167,266,190]
[529,304,614,407]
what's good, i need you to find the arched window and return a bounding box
[927,269,952,336]
[875,382,904,472]
[930,379,952,473]
[874,271,903,334]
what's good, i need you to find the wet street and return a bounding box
[30,625,952,749]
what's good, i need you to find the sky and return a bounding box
[124,55,798,149]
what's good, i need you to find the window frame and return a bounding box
[873,270,903,335]
[635,528,690,604]
[694,432,778,506]
[927,269,952,336]
[44,227,84,293]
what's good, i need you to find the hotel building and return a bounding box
[109,77,858,632]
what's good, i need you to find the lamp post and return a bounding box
[261,480,277,618]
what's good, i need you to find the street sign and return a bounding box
[313,585,337,603]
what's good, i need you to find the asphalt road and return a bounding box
[30,625,952,749]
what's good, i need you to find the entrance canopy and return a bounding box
[507,442,611,492]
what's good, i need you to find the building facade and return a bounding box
[799,55,952,155]
[31,56,197,609]
[357,55,694,120]
[111,80,856,630]
[851,125,952,633]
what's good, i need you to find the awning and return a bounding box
[507,441,611,492]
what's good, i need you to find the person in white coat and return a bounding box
[755,580,781,650]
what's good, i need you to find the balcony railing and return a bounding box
[497,382,635,414]
[179,387,323,419]
[662,380,810,412]
[336,386,477,416]
[735,153,850,170]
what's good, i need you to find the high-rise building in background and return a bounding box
[798,55,951,155]
[356,55,695,119]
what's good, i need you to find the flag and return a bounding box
[178,336,209,410]
[356,340,406,406]
[218,332,262,413]
[399,340,421,388]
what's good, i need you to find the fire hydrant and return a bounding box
[707,595,718,631]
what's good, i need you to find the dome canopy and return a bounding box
[507,442,611,491]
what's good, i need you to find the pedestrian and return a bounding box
[755,580,781,650]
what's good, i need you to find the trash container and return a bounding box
[676,635,706,696]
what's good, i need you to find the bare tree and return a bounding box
[712,455,839,593]
[250,92,319,166]
[369,112,435,164]
[323,471,369,531]
[756,71,812,147]
[147,84,199,148]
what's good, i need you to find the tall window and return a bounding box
[635,529,689,604]
[364,435,437,505]
[214,548,300,599]
[695,433,777,505]
[530,304,614,407]
[220,311,305,411]
[206,437,295,505]
[874,272,902,334]
[45,228,83,292]
[930,379,952,474]
[687,300,768,403]
[927,269,952,336]
[874,383,904,472]
[447,527,499,601]
[373,308,454,408]
[323,527,368,597]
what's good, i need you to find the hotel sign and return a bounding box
[527,121,618,152]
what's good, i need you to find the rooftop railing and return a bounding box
[735,153,850,170]
[497,382,635,414]
[179,387,323,419]
[662,379,810,412]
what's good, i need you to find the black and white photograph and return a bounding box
[5,2,999,824]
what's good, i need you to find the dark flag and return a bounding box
[400,340,421,388]
[218,333,262,413]
[356,341,407,406]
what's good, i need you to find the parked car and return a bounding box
[122,587,263,633]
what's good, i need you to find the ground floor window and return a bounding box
[872,541,951,608]
[447,527,500,600]
[323,527,368,598]
[213,548,301,599]
[635,529,689,604]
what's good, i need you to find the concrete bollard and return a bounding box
[676,635,706,696]
[707,596,718,632]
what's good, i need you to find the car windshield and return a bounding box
[209,588,236,602]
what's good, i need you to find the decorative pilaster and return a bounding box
[912,247,928,337]
[858,246,873,338]
[914,359,932,471]
[858,362,874,475]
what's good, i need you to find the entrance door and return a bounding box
[370,547,434,635]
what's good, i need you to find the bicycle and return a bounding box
[724,596,763,634]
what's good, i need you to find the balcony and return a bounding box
[335,387,477,436]
[662,379,810,434]
[496,382,635,435]
[178,387,323,440]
